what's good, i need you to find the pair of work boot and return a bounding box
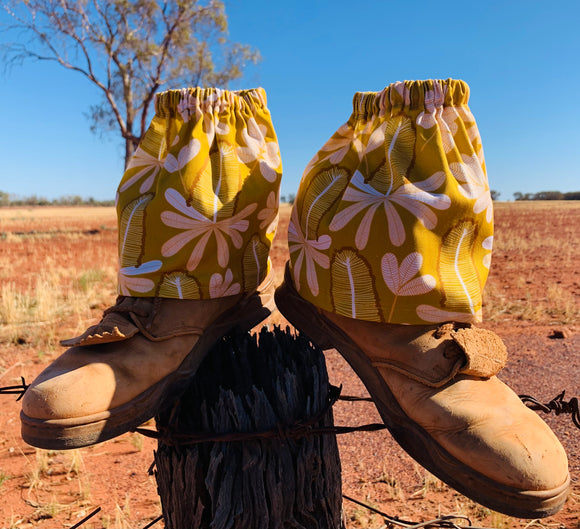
[21,80,569,519]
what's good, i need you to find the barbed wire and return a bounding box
[2,378,578,448]
[135,383,387,445]
[343,494,491,529]
[520,391,580,428]
[142,514,164,528]
[0,376,28,401]
[69,507,100,529]
[1,378,577,528]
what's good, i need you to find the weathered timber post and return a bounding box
[153,326,344,529]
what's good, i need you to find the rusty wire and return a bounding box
[0,376,28,401]
[338,394,374,402]
[67,507,162,529]
[343,390,580,431]
[1,378,577,528]
[142,514,164,528]
[69,507,101,529]
[1,379,577,447]
[344,494,492,529]
[135,384,388,445]
[135,386,580,446]
[520,390,580,429]
[137,420,389,444]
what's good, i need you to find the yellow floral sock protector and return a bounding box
[289,79,493,324]
[116,87,282,299]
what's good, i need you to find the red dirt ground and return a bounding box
[0,202,578,528]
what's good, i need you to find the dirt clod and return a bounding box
[549,329,572,339]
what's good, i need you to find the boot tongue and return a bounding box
[59,298,148,347]
[451,327,508,378]
[369,323,508,388]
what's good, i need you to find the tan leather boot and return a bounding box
[21,274,275,450]
[275,265,569,518]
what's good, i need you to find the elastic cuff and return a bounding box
[352,79,470,120]
[154,87,268,119]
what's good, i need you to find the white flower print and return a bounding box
[365,119,388,156]
[317,119,378,164]
[257,191,279,231]
[161,188,257,271]
[302,151,320,178]
[177,89,215,123]
[265,213,279,239]
[382,252,436,296]
[121,147,165,194]
[176,90,230,145]
[329,170,451,248]
[118,260,162,296]
[454,106,485,162]
[416,87,459,154]
[199,114,230,148]
[288,208,330,297]
[482,235,493,250]
[423,108,458,153]
[236,117,281,182]
[450,153,493,223]
[391,81,411,106]
[318,123,361,164]
[209,269,241,298]
[164,138,201,173]
[482,235,493,269]
[207,117,230,142]
[382,252,436,322]
[456,106,476,125]
[416,304,481,324]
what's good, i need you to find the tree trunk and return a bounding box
[124,137,139,170]
[153,327,345,529]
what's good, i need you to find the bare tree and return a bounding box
[1,0,260,167]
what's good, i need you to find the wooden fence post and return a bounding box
[153,326,345,529]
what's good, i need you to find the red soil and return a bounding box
[0,202,578,528]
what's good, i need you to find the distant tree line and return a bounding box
[280,194,296,205]
[480,190,580,202]
[0,191,115,207]
[513,191,580,201]
[3,189,578,207]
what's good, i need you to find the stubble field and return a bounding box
[0,201,579,528]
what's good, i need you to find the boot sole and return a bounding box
[274,266,569,519]
[21,281,276,450]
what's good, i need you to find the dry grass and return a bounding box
[409,465,447,499]
[0,206,115,227]
[0,202,578,528]
[0,268,117,348]
[0,206,118,353]
[483,201,580,324]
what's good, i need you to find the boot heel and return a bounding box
[274,271,335,351]
[236,287,276,331]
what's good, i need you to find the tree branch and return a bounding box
[2,0,261,165]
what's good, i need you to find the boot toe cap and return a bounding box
[394,372,570,492]
[22,359,116,421]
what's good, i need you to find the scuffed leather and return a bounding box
[380,368,569,491]
[321,309,569,492]
[60,310,140,347]
[319,313,506,387]
[24,293,245,419]
[59,294,248,347]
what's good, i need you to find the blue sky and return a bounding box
[0,0,578,202]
